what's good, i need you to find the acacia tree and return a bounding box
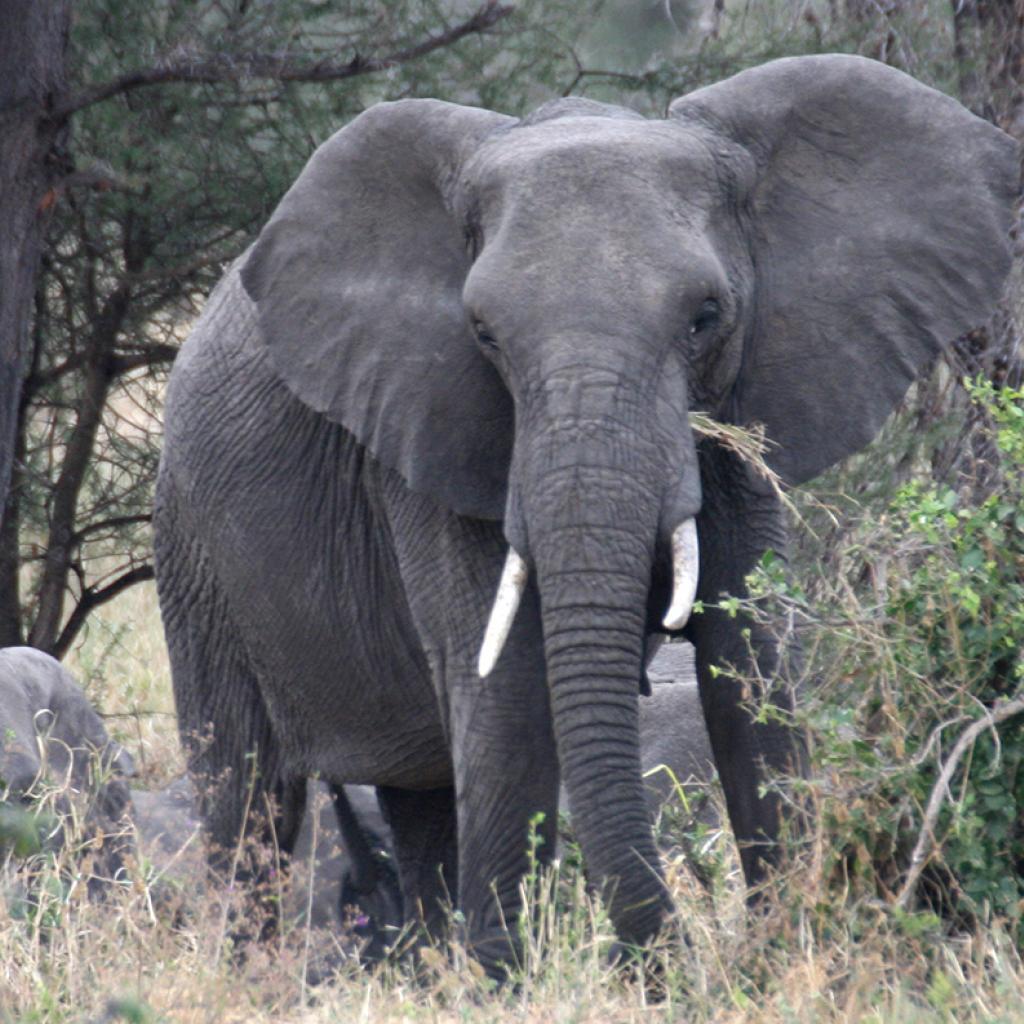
[0,2,71,536]
[0,0,600,655]
[4,0,1019,658]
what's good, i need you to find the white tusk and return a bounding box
[478,548,529,678]
[662,518,700,630]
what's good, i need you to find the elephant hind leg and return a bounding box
[376,785,457,943]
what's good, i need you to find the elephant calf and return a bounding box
[132,776,402,960]
[639,643,715,823]
[0,647,401,959]
[0,646,134,894]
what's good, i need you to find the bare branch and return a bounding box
[54,1,515,119]
[109,345,179,376]
[895,687,1024,911]
[125,241,241,284]
[52,563,155,659]
[27,341,179,392]
[71,514,152,544]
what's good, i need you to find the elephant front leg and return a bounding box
[686,444,809,889]
[448,579,560,980]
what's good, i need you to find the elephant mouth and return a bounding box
[477,516,699,678]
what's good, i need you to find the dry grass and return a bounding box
[63,581,182,789]
[3,584,1024,1023]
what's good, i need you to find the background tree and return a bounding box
[0,2,71,534]
[2,0,1021,660]
[0,0,591,655]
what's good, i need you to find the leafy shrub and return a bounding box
[751,379,1024,941]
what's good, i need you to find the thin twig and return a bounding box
[53,564,155,659]
[53,1,514,120]
[895,687,1024,911]
[71,514,152,544]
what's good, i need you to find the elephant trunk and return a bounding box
[520,425,684,944]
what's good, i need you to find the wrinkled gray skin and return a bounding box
[154,55,1017,974]
[0,647,134,892]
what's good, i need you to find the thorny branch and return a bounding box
[53,563,156,660]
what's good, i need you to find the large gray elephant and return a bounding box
[153,54,1017,974]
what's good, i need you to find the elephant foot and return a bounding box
[608,918,691,1003]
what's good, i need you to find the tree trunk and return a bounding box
[0,2,70,534]
[0,401,26,647]
[27,287,128,654]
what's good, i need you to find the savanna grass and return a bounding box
[6,388,1024,1020]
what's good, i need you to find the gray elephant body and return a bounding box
[638,644,713,820]
[0,647,402,952]
[154,55,1016,973]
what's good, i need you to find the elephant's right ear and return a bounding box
[241,100,516,520]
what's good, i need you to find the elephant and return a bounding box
[0,646,134,894]
[152,54,1017,976]
[0,646,401,954]
[637,642,713,824]
[133,776,402,959]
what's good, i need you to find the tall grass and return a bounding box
[5,384,1024,1021]
[3,796,1024,1022]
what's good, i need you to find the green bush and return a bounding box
[751,379,1024,941]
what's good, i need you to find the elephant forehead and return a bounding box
[464,117,722,212]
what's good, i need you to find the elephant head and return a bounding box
[240,55,1016,947]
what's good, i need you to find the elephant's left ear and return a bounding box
[241,100,516,520]
[671,54,1019,485]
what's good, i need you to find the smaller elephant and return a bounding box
[290,782,403,960]
[640,642,715,824]
[0,646,402,960]
[131,775,401,959]
[0,646,135,895]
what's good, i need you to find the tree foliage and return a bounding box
[0,0,596,654]
[2,0,1020,665]
[739,381,1024,940]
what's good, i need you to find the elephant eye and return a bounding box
[472,319,498,350]
[690,298,720,337]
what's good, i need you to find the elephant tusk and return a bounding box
[478,548,529,679]
[662,518,699,630]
